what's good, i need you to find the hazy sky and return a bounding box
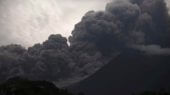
[0,0,112,47]
[0,0,169,47]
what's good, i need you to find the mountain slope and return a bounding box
[70,50,170,95]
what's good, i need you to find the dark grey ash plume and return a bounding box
[0,0,169,87]
[70,0,170,55]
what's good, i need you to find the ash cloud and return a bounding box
[70,0,170,55]
[0,0,170,87]
[132,45,170,55]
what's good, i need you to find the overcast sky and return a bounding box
[0,0,112,47]
[0,0,169,47]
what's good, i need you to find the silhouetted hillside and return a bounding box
[70,50,170,95]
[0,77,76,95]
[134,89,170,95]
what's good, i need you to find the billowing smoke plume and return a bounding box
[133,44,170,55]
[0,35,73,82]
[70,0,170,56]
[0,0,170,87]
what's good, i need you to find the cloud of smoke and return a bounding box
[0,0,169,87]
[132,44,170,55]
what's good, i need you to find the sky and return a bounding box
[0,0,169,47]
[0,0,112,47]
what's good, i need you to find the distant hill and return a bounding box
[70,50,170,95]
[0,77,76,95]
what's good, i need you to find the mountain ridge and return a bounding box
[69,50,170,95]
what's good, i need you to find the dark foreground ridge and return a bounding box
[0,77,81,95]
[0,77,170,95]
